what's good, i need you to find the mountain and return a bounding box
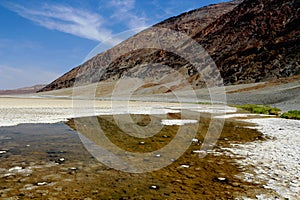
[39,0,299,93]
[0,85,46,95]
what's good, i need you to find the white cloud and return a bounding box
[108,0,149,31]
[0,65,59,90]
[109,0,135,12]
[0,1,152,90]
[4,3,121,45]
[3,1,151,45]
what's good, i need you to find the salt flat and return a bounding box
[0,97,174,127]
[0,97,234,127]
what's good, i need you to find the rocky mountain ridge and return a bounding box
[39,0,299,93]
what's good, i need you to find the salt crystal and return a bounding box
[191,138,199,143]
[192,150,205,154]
[180,165,189,168]
[37,182,47,186]
[8,166,23,172]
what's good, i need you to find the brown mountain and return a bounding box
[39,0,299,93]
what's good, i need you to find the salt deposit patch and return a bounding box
[0,98,184,127]
[0,107,182,127]
[167,105,237,114]
[1,166,33,178]
[220,118,300,199]
[161,119,198,126]
[0,98,234,127]
[214,113,272,119]
[0,108,74,127]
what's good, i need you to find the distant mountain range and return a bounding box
[39,0,299,93]
[0,85,46,95]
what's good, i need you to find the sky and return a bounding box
[0,0,228,90]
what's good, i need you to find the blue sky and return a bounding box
[0,0,227,89]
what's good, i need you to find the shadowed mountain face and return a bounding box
[39,0,299,93]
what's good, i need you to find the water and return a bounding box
[0,114,269,199]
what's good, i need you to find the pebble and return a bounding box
[0,151,7,154]
[55,158,66,164]
[139,141,145,145]
[149,185,159,190]
[225,185,232,189]
[155,154,161,158]
[232,182,240,187]
[217,177,226,181]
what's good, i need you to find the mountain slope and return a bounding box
[39,0,299,93]
[195,0,300,84]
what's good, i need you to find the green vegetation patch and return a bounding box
[280,110,300,120]
[237,104,281,115]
